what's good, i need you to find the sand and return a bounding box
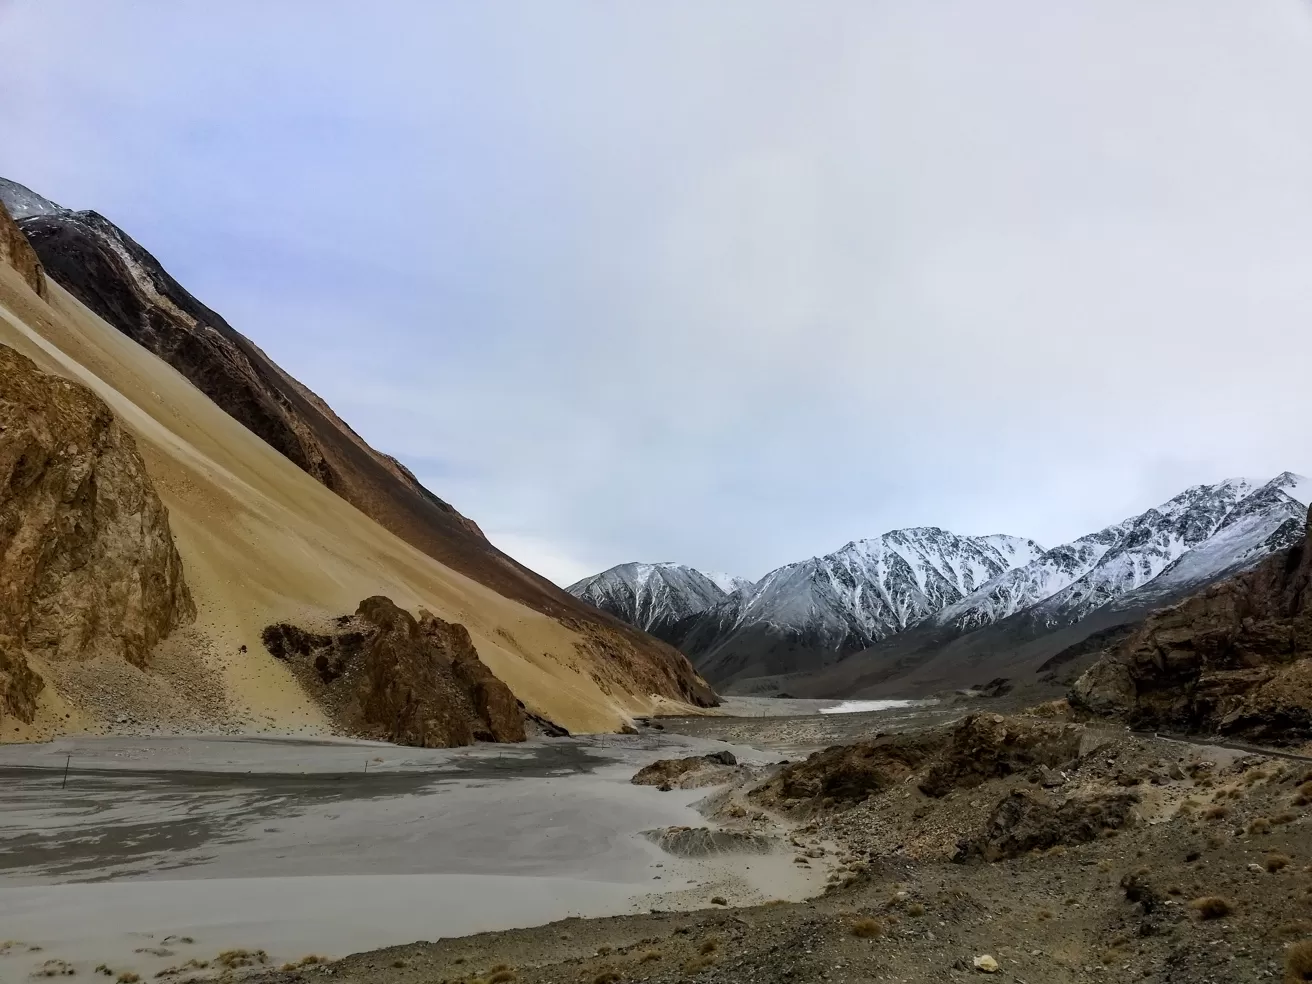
[0,732,822,981]
[0,265,700,739]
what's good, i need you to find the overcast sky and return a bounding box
[2,1,1310,585]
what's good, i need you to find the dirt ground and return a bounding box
[240,701,1312,984]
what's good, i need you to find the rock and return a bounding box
[1072,505,1312,744]
[973,954,1000,973]
[955,788,1141,862]
[0,345,194,722]
[1038,765,1066,788]
[0,200,44,297]
[642,827,774,857]
[261,597,527,747]
[918,714,1083,798]
[631,753,740,788]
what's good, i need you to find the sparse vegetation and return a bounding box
[488,970,516,984]
[638,950,661,963]
[907,902,926,917]
[683,954,716,974]
[215,949,268,969]
[116,975,139,984]
[1286,939,1312,982]
[1190,896,1233,920]
[1203,805,1228,820]
[851,917,883,938]
[1268,853,1293,873]
[1250,817,1273,835]
[591,971,620,984]
[698,938,719,956]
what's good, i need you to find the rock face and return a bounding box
[953,788,1140,862]
[262,596,527,746]
[0,199,45,297]
[0,176,716,715]
[0,344,194,721]
[630,751,739,789]
[1071,504,1312,744]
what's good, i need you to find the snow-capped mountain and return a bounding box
[678,529,1045,681]
[702,571,757,596]
[566,562,745,642]
[931,474,1309,636]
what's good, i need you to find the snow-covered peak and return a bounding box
[0,177,65,220]
[566,562,735,636]
[701,570,756,595]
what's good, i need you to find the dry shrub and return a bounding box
[216,950,267,970]
[116,976,140,984]
[390,959,407,969]
[95,967,112,978]
[1190,896,1232,920]
[699,938,719,956]
[851,917,883,938]
[1268,854,1294,873]
[1287,939,1312,982]
[1275,812,1299,826]
[1251,817,1273,835]
[907,902,926,917]
[488,971,516,984]
[1203,805,1228,820]
[709,896,728,906]
[1101,948,1123,965]
[591,973,620,984]
[683,954,716,974]
[1275,922,1312,939]
[638,950,661,963]
[1036,909,1053,921]
[490,966,511,974]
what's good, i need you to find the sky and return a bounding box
[2,1,1311,586]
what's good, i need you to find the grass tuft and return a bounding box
[1190,896,1232,920]
[1287,939,1312,982]
[850,917,883,938]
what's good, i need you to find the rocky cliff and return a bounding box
[0,199,44,297]
[1071,504,1312,744]
[261,596,526,746]
[0,344,194,722]
[2,177,714,714]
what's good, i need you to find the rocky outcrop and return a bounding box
[1,177,717,715]
[0,345,194,722]
[262,596,527,746]
[631,751,739,789]
[953,788,1140,862]
[918,713,1084,798]
[0,200,44,297]
[1071,504,1312,744]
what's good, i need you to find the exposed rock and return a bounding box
[954,788,1140,862]
[0,344,194,722]
[262,597,526,746]
[1071,504,1312,743]
[917,713,1084,798]
[0,199,44,296]
[753,733,940,807]
[642,826,775,857]
[2,178,717,714]
[631,754,741,788]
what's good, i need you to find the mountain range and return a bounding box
[569,473,1308,693]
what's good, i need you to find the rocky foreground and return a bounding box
[240,708,1312,984]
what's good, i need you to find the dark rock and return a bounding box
[954,788,1141,862]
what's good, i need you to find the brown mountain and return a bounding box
[0,180,713,740]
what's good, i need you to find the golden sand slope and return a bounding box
[0,264,693,739]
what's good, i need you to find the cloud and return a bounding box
[3,0,1311,586]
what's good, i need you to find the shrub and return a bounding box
[1203,805,1228,820]
[488,971,516,984]
[116,976,140,984]
[1250,818,1273,835]
[851,917,883,938]
[638,950,661,963]
[1190,896,1232,920]
[699,938,719,956]
[1268,854,1293,873]
[683,955,716,974]
[1287,939,1312,982]
[907,902,926,917]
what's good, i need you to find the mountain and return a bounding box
[625,529,1045,684]
[702,571,757,596]
[0,179,714,741]
[800,473,1310,699]
[566,563,747,647]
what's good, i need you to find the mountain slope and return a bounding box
[799,474,1310,699]
[0,176,714,726]
[567,563,738,645]
[0,192,712,741]
[678,529,1045,683]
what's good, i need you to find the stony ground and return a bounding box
[241,703,1312,984]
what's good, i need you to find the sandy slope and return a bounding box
[0,265,689,738]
